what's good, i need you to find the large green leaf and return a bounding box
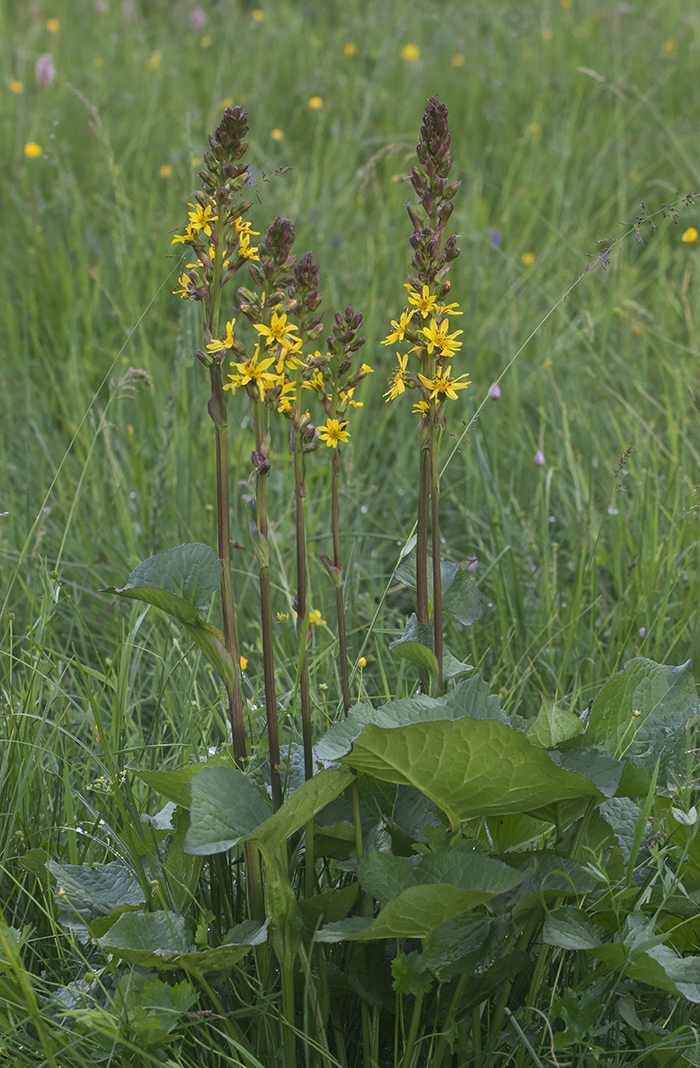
[97,910,267,973]
[583,658,700,787]
[132,751,239,808]
[357,846,524,904]
[423,914,508,982]
[316,676,511,767]
[249,768,355,854]
[185,765,271,855]
[543,906,604,950]
[336,717,602,830]
[526,696,585,748]
[389,614,438,677]
[49,861,145,940]
[319,885,497,941]
[594,941,700,1002]
[104,543,223,623]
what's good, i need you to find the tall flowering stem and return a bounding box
[288,253,324,780]
[315,307,370,713]
[382,96,464,691]
[171,106,257,763]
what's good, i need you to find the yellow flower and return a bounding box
[521,252,536,266]
[221,98,233,110]
[308,95,323,110]
[541,27,553,41]
[383,309,415,345]
[318,419,350,448]
[412,399,430,417]
[9,80,23,94]
[359,363,374,375]
[358,656,367,668]
[254,311,300,349]
[201,36,212,48]
[93,57,104,68]
[276,378,297,412]
[682,228,698,243]
[237,232,259,260]
[303,369,325,393]
[230,349,277,390]
[384,352,410,401]
[405,283,438,319]
[252,8,265,21]
[46,17,60,32]
[277,611,290,623]
[401,44,420,62]
[206,320,237,353]
[191,156,201,167]
[187,202,217,236]
[270,128,284,141]
[340,388,363,408]
[560,0,572,8]
[240,655,247,671]
[24,142,42,159]
[421,318,464,357]
[527,122,542,143]
[451,54,466,67]
[661,39,677,57]
[344,43,356,57]
[309,608,326,626]
[418,368,470,401]
[172,224,197,245]
[159,164,172,179]
[146,51,162,70]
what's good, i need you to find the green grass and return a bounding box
[2,0,700,1063]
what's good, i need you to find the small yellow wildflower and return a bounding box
[187,202,217,236]
[309,609,326,626]
[682,227,698,243]
[230,349,277,390]
[254,311,300,349]
[234,217,260,236]
[146,51,162,71]
[383,309,415,345]
[405,283,438,319]
[384,352,410,401]
[422,318,464,357]
[308,95,323,110]
[206,320,237,353]
[252,8,265,21]
[451,54,465,67]
[270,128,284,141]
[541,27,553,41]
[358,656,367,668]
[238,232,259,260]
[344,43,356,57]
[340,388,363,408]
[9,80,23,94]
[277,611,290,623]
[527,122,542,143]
[172,224,197,245]
[159,164,172,179]
[521,252,536,266]
[93,57,104,68]
[318,419,350,448]
[560,0,572,8]
[276,378,297,412]
[661,39,677,57]
[201,36,212,48]
[303,369,325,393]
[359,363,374,375]
[240,656,247,671]
[412,399,430,417]
[24,142,42,159]
[401,44,420,62]
[46,17,60,32]
[191,156,201,168]
[418,367,470,401]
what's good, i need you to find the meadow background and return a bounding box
[1,0,700,1061]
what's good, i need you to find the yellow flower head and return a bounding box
[384,352,410,402]
[252,8,265,21]
[405,284,438,319]
[146,51,162,70]
[254,311,300,349]
[159,164,172,179]
[24,142,42,159]
[418,367,470,401]
[401,44,420,62]
[240,655,248,671]
[187,202,218,236]
[383,309,415,346]
[172,223,197,245]
[270,128,284,141]
[318,419,350,448]
[206,320,237,353]
[238,232,259,260]
[412,399,430,417]
[308,95,323,110]
[421,318,464,358]
[230,348,277,391]
[309,608,326,626]
[521,252,536,266]
[344,43,356,57]
[9,79,23,94]
[682,227,698,243]
[277,611,290,623]
[46,17,60,32]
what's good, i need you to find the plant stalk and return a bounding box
[430,408,443,690]
[252,398,282,810]
[292,411,313,781]
[331,451,351,712]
